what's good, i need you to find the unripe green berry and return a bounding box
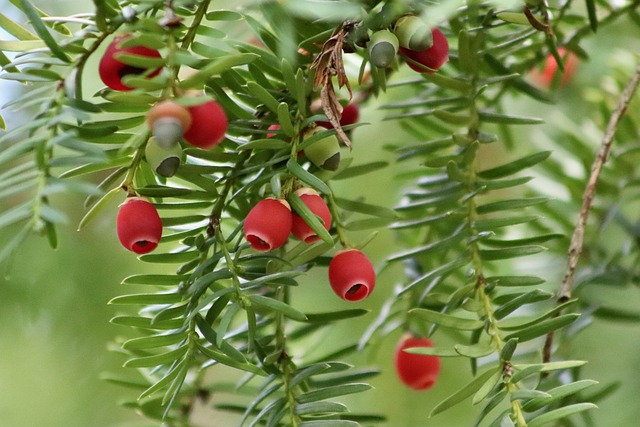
[152,118,184,149]
[146,100,192,149]
[145,138,183,177]
[394,15,433,52]
[303,128,341,171]
[368,30,399,68]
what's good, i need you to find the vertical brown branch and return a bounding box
[543,62,640,364]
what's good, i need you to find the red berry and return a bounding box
[266,124,280,138]
[530,47,578,88]
[116,197,163,254]
[328,249,376,301]
[340,103,360,127]
[399,28,449,73]
[317,103,360,129]
[183,99,228,149]
[243,198,292,251]
[291,188,331,243]
[394,335,441,391]
[99,34,162,91]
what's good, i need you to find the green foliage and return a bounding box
[1,0,640,426]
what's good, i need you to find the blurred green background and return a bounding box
[1,1,640,426]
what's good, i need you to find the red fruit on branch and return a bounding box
[399,28,449,74]
[183,99,228,149]
[328,249,376,301]
[317,103,360,129]
[99,34,163,91]
[394,335,441,391]
[291,188,331,243]
[116,197,163,254]
[243,198,293,251]
[530,47,578,88]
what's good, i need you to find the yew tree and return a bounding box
[1,0,640,426]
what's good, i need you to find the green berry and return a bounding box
[145,138,183,177]
[303,128,341,171]
[368,30,399,68]
[394,15,433,52]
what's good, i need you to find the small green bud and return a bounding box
[368,30,399,68]
[145,138,183,177]
[303,128,341,171]
[393,15,433,52]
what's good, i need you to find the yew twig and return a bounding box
[543,62,640,364]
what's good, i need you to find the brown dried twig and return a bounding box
[310,22,355,148]
[542,62,640,364]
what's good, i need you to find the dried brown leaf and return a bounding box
[310,23,355,148]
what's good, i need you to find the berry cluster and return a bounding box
[115,96,228,255]
[102,34,228,255]
[242,189,376,302]
[102,22,438,392]
[366,15,449,73]
[104,33,375,302]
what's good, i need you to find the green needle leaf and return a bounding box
[585,0,598,32]
[123,345,189,368]
[246,81,280,113]
[478,151,551,179]
[410,308,485,330]
[304,309,369,323]
[300,421,358,427]
[523,380,598,412]
[0,12,37,40]
[296,383,372,404]
[527,403,598,427]
[430,368,501,416]
[122,332,186,350]
[180,53,259,88]
[18,0,70,62]
[286,159,331,194]
[504,313,580,342]
[334,197,398,219]
[248,294,308,321]
[277,102,296,137]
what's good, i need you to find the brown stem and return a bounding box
[559,63,640,301]
[543,62,640,364]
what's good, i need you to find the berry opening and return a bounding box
[414,375,437,391]
[344,283,369,301]
[131,239,158,254]
[304,234,319,244]
[247,235,272,251]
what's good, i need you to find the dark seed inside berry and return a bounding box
[346,284,362,294]
[156,157,180,178]
[118,65,146,79]
[322,152,341,171]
